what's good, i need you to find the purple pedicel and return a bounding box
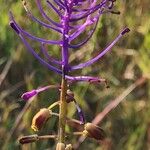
[71,27,130,70]
[74,101,85,124]
[10,1,130,81]
[21,1,62,33]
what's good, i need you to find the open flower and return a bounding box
[31,108,51,131]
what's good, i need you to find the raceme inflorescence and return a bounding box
[10,0,130,149]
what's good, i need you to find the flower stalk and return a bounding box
[58,78,68,143]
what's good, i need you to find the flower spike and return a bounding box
[9,0,130,147]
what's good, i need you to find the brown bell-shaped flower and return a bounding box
[31,108,51,131]
[83,123,105,140]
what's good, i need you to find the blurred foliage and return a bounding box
[0,0,150,150]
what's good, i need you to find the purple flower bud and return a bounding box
[21,85,59,101]
[21,90,37,101]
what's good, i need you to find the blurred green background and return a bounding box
[0,0,150,150]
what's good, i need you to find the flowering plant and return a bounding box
[10,0,130,149]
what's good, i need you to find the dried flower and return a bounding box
[31,108,51,131]
[83,123,105,140]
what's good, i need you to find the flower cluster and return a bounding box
[10,0,130,82]
[10,0,130,149]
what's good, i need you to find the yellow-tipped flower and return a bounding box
[83,123,105,140]
[31,108,51,131]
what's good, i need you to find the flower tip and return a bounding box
[121,28,130,35]
[9,21,20,34]
[21,90,37,101]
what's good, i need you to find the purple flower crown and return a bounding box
[9,0,130,83]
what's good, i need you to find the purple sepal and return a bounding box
[21,90,37,101]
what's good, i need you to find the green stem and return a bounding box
[58,77,68,143]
